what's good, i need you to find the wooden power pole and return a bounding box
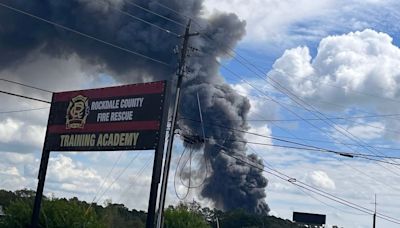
[155,20,198,228]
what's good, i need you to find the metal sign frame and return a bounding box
[30,81,170,228]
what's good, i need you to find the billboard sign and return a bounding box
[293,212,326,225]
[44,81,167,151]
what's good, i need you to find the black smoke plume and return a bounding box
[0,0,269,214]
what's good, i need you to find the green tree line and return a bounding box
[0,189,296,228]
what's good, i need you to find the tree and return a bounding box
[164,203,210,228]
[1,198,104,228]
[219,209,261,228]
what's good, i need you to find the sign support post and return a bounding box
[30,149,50,228]
[145,82,171,228]
[31,93,53,228]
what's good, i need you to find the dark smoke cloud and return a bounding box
[0,0,269,214]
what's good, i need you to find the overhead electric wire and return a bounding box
[86,151,125,214]
[179,114,400,152]
[225,75,400,124]
[180,133,400,168]
[94,151,142,205]
[214,49,400,173]
[266,78,400,172]
[125,1,186,27]
[241,140,400,162]
[0,78,53,93]
[296,187,367,216]
[116,156,154,203]
[198,88,400,152]
[0,2,171,67]
[267,73,400,105]
[243,114,400,122]
[211,142,400,225]
[219,63,400,177]
[247,144,369,216]
[104,2,181,37]
[0,107,49,114]
[153,1,195,24]
[248,138,400,221]
[0,90,51,104]
[247,123,400,193]
[181,118,400,161]
[174,147,190,200]
[180,118,400,191]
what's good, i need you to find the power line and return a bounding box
[116,156,154,203]
[125,1,186,27]
[0,107,49,114]
[181,118,400,161]
[174,147,190,200]
[94,151,142,205]
[211,142,400,225]
[153,2,195,24]
[247,129,400,194]
[267,73,400,105]
[179,114,400,152]
[294,178,367,216]
[180,119,400,191]
[0,78,53,93]
[105,2,181,37]
[242,140,400,162]
[85,151,125,214]
[247,144,371,216]
[226,75,400,123]
[244,114,400,122]
[0,90,51,104]
[217,51,400,173]
[0,2,171,67]
[180,133,400,169]
[219,63,400,177]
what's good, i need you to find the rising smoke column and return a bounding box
[178,14,269,213]
[0,0,269,214]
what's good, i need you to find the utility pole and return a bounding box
[155,20,198,228]
[373,194,376,228]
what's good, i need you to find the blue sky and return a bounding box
[1,0,400,227]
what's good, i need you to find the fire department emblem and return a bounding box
[66,95,90,129]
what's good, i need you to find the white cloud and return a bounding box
[331,122,385,141]
[269,29,400,102]
[0,166,20,176]
[203,0,334,43]
[257,144,400,228]
[268,29,400,140]
[203,0,400,48]
[46,154,104,194]
[307,170,336,190]
[0,118,46,149]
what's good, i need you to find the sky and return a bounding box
[1,0,400,227]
